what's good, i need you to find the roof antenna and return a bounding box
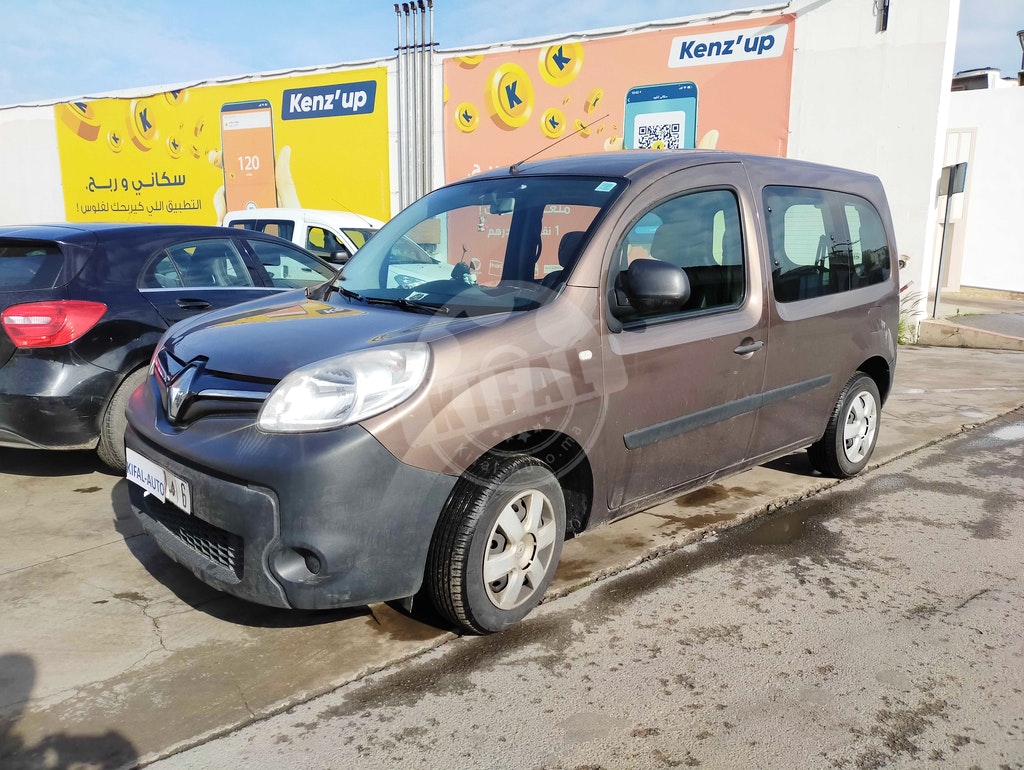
[509,114,609,176]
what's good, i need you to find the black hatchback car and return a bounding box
[0,223,336,471]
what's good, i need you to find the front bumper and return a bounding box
[125,375,458,610]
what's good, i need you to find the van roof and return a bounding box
[468,150,881,190]
[224,208,385,229]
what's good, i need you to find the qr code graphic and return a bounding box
[637,123,682,149]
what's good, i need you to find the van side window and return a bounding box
[231,220,294,241]
[616,189,745,320]
[765,186,890,303]
[306,227,345,259]
[343,229,375,249]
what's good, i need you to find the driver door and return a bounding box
[600,163,768,510]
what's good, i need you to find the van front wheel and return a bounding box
[426,454,565,634]
[808,372,881,478]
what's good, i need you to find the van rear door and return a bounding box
[746,183,897,459]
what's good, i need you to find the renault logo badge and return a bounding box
[167,364,199,422]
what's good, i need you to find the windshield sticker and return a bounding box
[406,292,429,301]
[595,181,617,192]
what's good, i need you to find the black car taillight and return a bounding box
[1,300,107,348]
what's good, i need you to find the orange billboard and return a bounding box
[443,14,795,181]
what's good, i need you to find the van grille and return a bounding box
[147,501,244,579]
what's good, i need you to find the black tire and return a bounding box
[97,367,148,473]
[426,454,566,634]
[808,372,881,478]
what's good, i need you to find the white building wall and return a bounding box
[947,87,1024,294]
[0,107,64,224]
[787,0,960,302]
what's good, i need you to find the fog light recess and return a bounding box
[273,546,324,581]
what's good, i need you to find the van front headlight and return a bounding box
[257,342,430,433]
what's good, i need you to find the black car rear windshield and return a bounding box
[0,242,64,291]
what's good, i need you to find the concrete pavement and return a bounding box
[2,345,1024,769]
[919,289,1024,350]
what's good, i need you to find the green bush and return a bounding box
[898,290,925,345]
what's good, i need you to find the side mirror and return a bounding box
[327,247,352,265]
[612,259,690,318]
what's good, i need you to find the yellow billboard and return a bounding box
[54,67,390,224]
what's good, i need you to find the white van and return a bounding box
[223,208,384,264]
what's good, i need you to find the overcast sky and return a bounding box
[1,0,1021,107]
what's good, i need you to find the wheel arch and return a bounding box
[479,430,594,537]
[857,355,893,405]
[97,357,152,427]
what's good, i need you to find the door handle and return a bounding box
[176,298,212,310]
[733,339,765,356]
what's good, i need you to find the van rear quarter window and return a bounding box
[765,186,890,303]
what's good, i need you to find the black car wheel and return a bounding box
[808,372,881,478]
[426,454,565,634]
[97,367,148,473]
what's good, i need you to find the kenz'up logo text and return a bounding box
[281,81,377,120]
[668,24,789,68]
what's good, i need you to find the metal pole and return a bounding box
[402,3,413,208]
[414,1,421,199]
[427,0,434,194]
[932,168,957,319]
[411,1,421,201]
[419,0,428,198]
[394,5,404,213]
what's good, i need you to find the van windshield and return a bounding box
[336,175,625,316]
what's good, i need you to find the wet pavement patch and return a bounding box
[991,421,1024,441]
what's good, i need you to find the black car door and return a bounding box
[138,236,271,325]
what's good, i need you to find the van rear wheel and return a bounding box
[808,372,881,478]
[426,454,565,634]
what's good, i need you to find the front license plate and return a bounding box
[126,447,192,515]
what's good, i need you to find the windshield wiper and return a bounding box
[314,282,365,303]
[336,285,365,302]
[363,296,449,315]
[316,283,446,314]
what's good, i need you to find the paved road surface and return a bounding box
[954,310,1024,339]
[146,409,1024,770]
[3,346,1024,769]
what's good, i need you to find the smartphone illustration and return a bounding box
[220,100,277,212]
[623,82,698,150]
